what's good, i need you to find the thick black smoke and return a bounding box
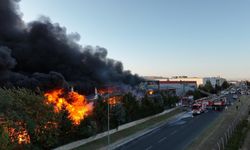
[0,0,143,92]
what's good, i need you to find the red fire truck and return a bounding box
[192,102,207,115]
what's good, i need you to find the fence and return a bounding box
[212,99,250,150]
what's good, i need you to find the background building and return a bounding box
[143,76,227,96]
[149,76,226,88]
[159,81,197,96]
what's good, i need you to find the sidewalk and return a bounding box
[54,107,181,150]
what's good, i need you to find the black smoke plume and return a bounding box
[0,0,143,92]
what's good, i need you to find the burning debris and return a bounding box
[8,122,31,145]
[45,89,93,125]
[107,96,122,106]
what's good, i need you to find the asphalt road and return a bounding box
[116,111,219,150]
[116,94,235,150]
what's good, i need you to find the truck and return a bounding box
[213,98,226,111]
[192,102,206,115]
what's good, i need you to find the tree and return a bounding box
[92,97,108,133]
[0,126,11,150]
[186,90,206,100]
[140,95,155,117]
[0,88,61,149]
[122,93,140,122]
[215,84,222,94]
[221,81,230,90]
[200,81,215,93]
[161,91,179,108]
[110,104,125,129]
[75,117,96,139]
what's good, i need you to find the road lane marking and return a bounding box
[170,130,177,135]
[158,137,167,143]
[145,145,153,150]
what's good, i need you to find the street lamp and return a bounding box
[107,88,110,150]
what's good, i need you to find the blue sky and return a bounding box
[19,0,250,80]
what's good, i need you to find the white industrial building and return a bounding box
[169,77,226,88]
[159,81,197,96]
[146,76,226,88]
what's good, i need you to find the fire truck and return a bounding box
[192,101,207,115]
[212,97,226,111]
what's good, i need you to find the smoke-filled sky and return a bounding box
[0,0,144,91]
[19,0,250,79]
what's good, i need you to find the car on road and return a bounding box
[233,95,238,99]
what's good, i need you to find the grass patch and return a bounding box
[225,119,249,150]
[74,108,182,150]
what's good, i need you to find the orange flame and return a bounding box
[17,130,30,144]
[98,87,119,95]
[148,90,154,95]
[45,89,93,125]
[108,96,121,106]
[7,122,31,145]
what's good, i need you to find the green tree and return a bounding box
[92,97,108,133]
[161,91,179,108]
[75,117,96,139]
[221,81,230,90]
[122,93,140,122]
[140,95,154,117]
[0,126,11,150]
[110,104,125,129]
[215,84,222,94]
[186,90,206,100]
[199,81,215,93]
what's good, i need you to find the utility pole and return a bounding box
[107,87,110,150]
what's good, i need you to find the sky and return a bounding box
[19,0,250,80]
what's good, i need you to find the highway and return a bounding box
[116,111,219,150]
[116,94,235,150]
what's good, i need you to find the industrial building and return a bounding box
[145,76,226,88]
[141,80,197,96]
[169,77,226,88]
[159,81,197,96]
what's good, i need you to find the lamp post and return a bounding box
[107,88,110,150]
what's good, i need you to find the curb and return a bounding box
[54,107,179,150]
[102,111,186,150]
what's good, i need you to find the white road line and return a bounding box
[170,130,178,135]
[158,137,167,143]
[145,145,153,150]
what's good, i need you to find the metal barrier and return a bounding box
[213,102,250,150]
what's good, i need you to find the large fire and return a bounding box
[7,122,31,145]
[44,89,93,125]
[108,96,122,106]
[98,88,122,106]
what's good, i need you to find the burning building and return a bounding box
[0,0,144,147]
[44,89,93,125]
